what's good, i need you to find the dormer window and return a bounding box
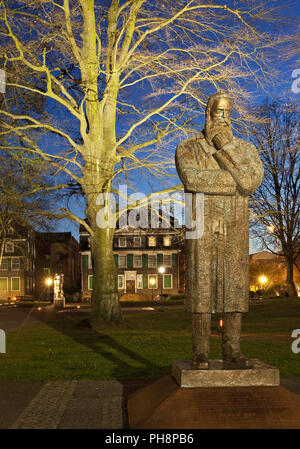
[163,236,171,246]
[133,237,141,247]
[148,236,156,247]
[118,237,127,248]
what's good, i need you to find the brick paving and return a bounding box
[5,380,124,429]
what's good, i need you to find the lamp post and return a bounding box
[45,277,53,303]
[259,275,267,290]
[150,277,155,301]
[158,266,165,300]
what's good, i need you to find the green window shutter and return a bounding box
[164,274,172,288]
[89,275,93,290]
[11,277,20,291]
[142,254,148,267]
[114,254,118,267]
[172,254,177,267]
[157,253,163,267]
[143,274,147,289]
[83,255,89,269]
[127,254,133,268]
[7,258,11,271]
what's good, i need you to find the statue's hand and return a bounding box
[212,131,232,150]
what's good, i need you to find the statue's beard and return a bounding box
[204,118,233,146]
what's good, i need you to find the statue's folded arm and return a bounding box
[213,139,264,196]
[181,168,236,194]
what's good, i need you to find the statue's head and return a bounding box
[204,92,232,145]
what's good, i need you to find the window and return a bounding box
[163,254,172,267]
[88,275,93,290]
[11,277,20,291]
[5,242,14,253]
[43,267,50,275]
[134,255,142,268]
[0,258,8,270]
[163,274,173,289]
[148,274,157,289]
[11,258,20,270]
[45,254,50,261]
[148,254,157,268]
[137,274,143,289]
[118,238,127,248]
[133,237,141,247]
[119,255,127,268]
[0,278,8,291]
[118,275,124,289]
[163,236,171,246]
[148,236,156,247]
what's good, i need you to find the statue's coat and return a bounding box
[176,132,264,313]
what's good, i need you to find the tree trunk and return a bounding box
[286,258,297,297]
[89,224,122,326]
[85,186,122,326]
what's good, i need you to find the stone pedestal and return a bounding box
[172,359,280,388]
[53,298,65,309]
[127,374,300,429]
[127,360,300,429]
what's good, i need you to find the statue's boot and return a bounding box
[192,313,210,369]
[222,312,249,365]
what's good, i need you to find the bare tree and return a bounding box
[0,0,295,325]
[249,99,300,296]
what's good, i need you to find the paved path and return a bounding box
[0,380,125,429]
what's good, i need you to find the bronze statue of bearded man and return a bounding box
[175,92,264,369]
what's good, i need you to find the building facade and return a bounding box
[80,217,184,301]
[249,250,300,295]
[0,225,35,300]
[35,232,80,299]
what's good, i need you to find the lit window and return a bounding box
[163,274,173,289]
[119,238,127,247]
[133,237,141,247]
[119,255,127,268]
[148,275,157,289]
[11,277,20,291]
[0,278,8,291]
[148,236,156,247]
[137,274,143,289]
[148,254,157,267]
[134,255,142,267]
[118,275,124,289]
[163,236,171,246]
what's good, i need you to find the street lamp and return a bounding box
[45,277,53,302]
[149,277,155,301]
[259,275,268,289]
[158,266,165,300]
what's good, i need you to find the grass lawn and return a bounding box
[0,297,299,381]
